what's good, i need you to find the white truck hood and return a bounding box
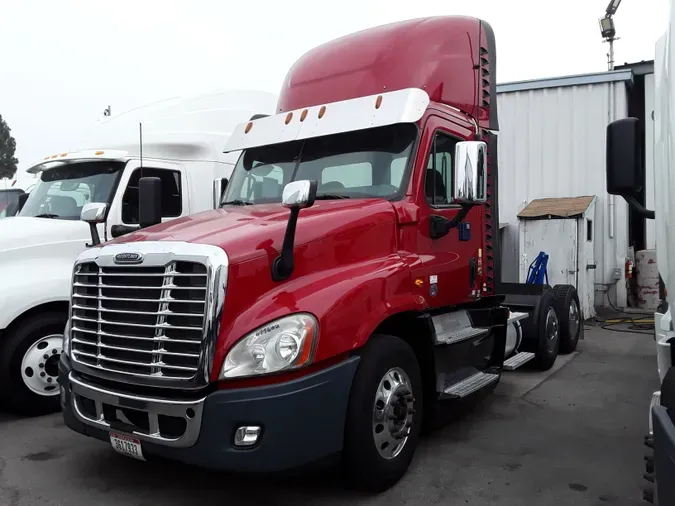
[0,216,92,330]
[0,216,89,252]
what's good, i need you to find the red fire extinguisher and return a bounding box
[625,259,634,279]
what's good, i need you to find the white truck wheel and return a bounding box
[0,312,66,416]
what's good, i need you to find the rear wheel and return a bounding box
[524,290,560,371]
[552,284,582,354]
[342,334,423,492]
[0,313,66,416]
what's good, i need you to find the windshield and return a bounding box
[19,161,124,220]
[222,123,418,205]
[0,190,23,219]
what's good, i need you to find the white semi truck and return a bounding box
[0,89,277,416]
[605,1,675,502]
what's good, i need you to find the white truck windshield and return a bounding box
[19,161,124,220]
[222,123,418,205]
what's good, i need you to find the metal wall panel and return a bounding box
[496,81,630,307]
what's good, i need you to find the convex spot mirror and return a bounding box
[80,202,108,223]
[282,180,317,209]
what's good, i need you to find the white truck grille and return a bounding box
[70,260,208,381]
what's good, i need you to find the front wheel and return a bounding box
[342,334,423,492]
[0,313,66,416]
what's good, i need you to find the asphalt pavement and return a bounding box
[0,323,659,505]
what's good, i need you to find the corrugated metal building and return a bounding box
[495,63,654,310]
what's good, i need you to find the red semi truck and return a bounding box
[58,16,582,491]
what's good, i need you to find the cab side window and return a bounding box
[425,132,458,206]
[122,168,182,224]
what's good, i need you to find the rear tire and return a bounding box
[522,290,560,371]
[551,284,582,354]
[342,334,423,492]
[0,313,66,416]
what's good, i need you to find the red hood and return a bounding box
[108,199,398,264]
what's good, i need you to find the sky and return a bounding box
[0,0,669,175]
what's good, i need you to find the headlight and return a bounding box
[220,313,318,379]
[63,318,71,357]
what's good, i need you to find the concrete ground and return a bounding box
[0,323,659,506]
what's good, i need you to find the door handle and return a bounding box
[469,257,477,287]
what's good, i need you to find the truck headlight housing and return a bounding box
[220,313,319,379]
[63,318,72,357]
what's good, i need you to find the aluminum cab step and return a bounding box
[503,351,535,371]
[431,310,488,345]
[440,371,500,399]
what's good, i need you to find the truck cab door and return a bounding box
[106,160,189,238]
[413,117,484,308]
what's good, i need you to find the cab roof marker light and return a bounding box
[318,106,326,119]
[375,95,383,109]
[285,112,293,125]
[300,109,308,122]
[95,150,104,155]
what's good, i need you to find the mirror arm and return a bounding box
[623,194,655,220]
[272,207,300,282]
[86,223,101,248]
[430,205,472,240]
[446,205,471,230]
[111,224,141,238]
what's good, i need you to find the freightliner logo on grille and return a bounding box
[113,252,144,265]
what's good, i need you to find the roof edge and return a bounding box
[497,69,634,94]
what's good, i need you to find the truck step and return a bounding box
[502,351,536,371]
[507,311,529,324]
[431,310,488,345]
[441,371,500,398]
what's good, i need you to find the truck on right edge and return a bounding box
[58,16,582,491]
[605,0,675,503]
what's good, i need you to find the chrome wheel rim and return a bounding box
[545,307,559,353]
[568,299,580,339]
[372,367,415,460]
[20,334,63,396]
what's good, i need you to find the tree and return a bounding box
[0,114,18,179]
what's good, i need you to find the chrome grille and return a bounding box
[70,260,208,381]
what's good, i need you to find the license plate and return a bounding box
[110,432,145,461]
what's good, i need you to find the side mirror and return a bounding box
[281,180,317,209]
[453,141,487,204]
[80,202,108,247]
[213,177,228,208]
[17,193,29,212]
[606,117,642,195]
[272,180,318,282]
[606,118,654,219]
[138,176,162,228]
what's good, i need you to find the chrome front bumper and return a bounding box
[66,371,206,448]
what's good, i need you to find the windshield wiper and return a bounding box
[33,213,59,219]
[221,200,254,206]
[315,194,350,200]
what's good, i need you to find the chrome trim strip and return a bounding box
[69,241,228,390]
[68,372,205,448]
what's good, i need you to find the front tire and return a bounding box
[0,313,66,416]
[342,334,423,492]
